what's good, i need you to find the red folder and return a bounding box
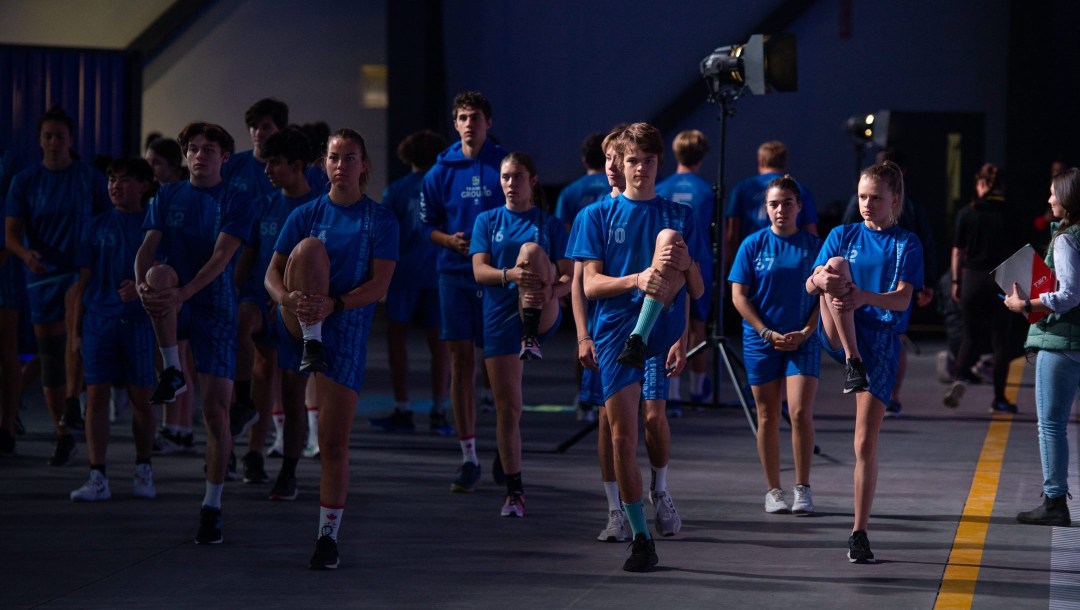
[992,244,1055,323]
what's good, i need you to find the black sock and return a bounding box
[506,472,524,494]
[282,457,299,478]
[521,308,541,337]
[91,464,106,477]
[235,380,252,405]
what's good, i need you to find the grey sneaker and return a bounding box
[944,381,965,408]
[791,484,814,514]
[70,469,111,502]
[650,490,682,536]
[133,463,156,499]
[765,487,791,514]
[598,508,630,542]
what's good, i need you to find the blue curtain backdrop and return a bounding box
[1,44,138,186]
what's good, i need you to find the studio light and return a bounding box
[843,113,876,143]
[700,33,798,100]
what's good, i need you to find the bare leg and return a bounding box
[606,383,643,504]
[127,385,155,460]
[281,371,307,459]
[752,380,783,490]
[448,340,476,439]
[598,406,615,482]
[63,282,83,405]
[316,375,359,506]
[33,320,67,435]
[84,383,111,464]
[516,242,560,333]
[200,373,234,485]
[144,265,179,351]
[853,392,885,531]
[786,375,817,486]
[486,354,523,475]
[817,257,860,361]
[247,343,279,450]
[426,325,449,406]
[642,398,670,470]
[649,229,689,306]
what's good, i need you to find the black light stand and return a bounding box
[681,82,757,435]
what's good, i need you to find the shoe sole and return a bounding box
[308,560,339,570]
[269,492,299,501]
[847,552,876,563]
[151,383,188,405]
[598,534,630,542]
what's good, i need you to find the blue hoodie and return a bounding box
[419,139,507,276]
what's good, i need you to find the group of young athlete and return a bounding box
[2,89,927,572]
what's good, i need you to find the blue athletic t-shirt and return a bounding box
[725,172,818,242]
[383,171,436,290]
[241,189,314,301]
[555,173,609,228]
[143,180,254,307]
[274,194,399,298]
[657,172,716,241]
[469,205,568,323]
[813,222,924,333]
[5,161,109,273]
[222,150,275,202]
[569,194,709,348]
[76,207,149,318]
[728,227,822,334]
[419,140,508,276]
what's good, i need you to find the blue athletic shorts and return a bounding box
[596,301,685,402]
[438,273,484,343]
[386,285,440,327]
[0,257,25,309]
[818,318,900,404]
[580,367,604,406]
[81,310,157,386]
[26,271,77,325]
[275,305,372,394]
[642,354,670,401]
[742,326,821,386]
[178,297,237,379]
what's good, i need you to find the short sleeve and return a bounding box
[468,211,491,257]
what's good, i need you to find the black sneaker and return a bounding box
[229,402,259,439]
[1017,494,1071,526]
[60,397,84,431]
[0,429,14,457]
[847,529,875,563]
[616,334,647,369]
[623,533,659,572]
[242,451,269,484]
[369,410,416,433]
[47,434,77,466]
[990,400,1018,414]
[884,400,902,419]
[299,340,328,373]
[519,335,543,360]
[268,472,298,501]
[308,535,339,570]
[843,358,869,394]
[195,506,223,544]
[150,367,187,404]
[450,461,481,493]
[429,410,455,437]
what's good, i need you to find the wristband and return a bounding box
[333,296,345,313]
[577,336,593,344]
[759,327,772,340]
[1024,298,1032,314]
[501,268,508,287]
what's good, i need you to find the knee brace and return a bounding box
[38,333,68,388]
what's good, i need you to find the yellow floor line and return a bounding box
[934,413,1013,609]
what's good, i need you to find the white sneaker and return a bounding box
[765,487,790,514]
[791,484,814,514]
[303,440,320,459]
[70,470,111,502]
[266,435,284,458]
[943,381,966,408]
[597,508,630,542]
[133,463,156,499]
[650,490,682,536]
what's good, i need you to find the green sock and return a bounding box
[631,297,664,343]
[623,500,651,539]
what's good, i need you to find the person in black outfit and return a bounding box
[945,163,1027,412]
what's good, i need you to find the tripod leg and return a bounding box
[555,420,599,454]
[718,342,756,435]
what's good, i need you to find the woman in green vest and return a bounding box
[1004,167,1080,527]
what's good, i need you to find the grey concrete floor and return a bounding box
[1,314,1077,609]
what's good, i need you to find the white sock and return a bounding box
[160,345,181,371]
[652,465,668,493]
[690,371,705,394]
[202,481,224,509]
[460,436,478,464]
[301,321,323,342]
[306,407,319,445]
[603,481,622,512]
[272,409,285,437]
[318,504,344,541]
[668,377,681,401]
